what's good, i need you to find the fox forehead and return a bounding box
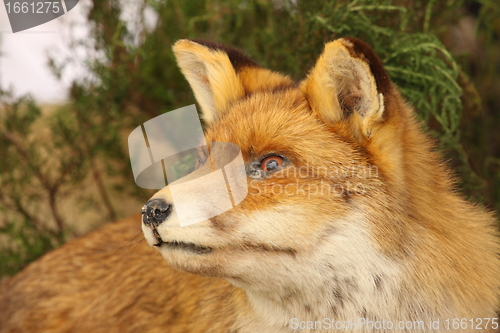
[203,88,366,167]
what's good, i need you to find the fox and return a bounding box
[0,37,499,333]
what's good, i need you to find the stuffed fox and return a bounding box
[0,38,498,333]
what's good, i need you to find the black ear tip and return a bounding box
[188,39,260,71]
[341,38,391,95]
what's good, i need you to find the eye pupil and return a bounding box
[266,160,279,171]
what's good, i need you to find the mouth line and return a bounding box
[151,229,212,254]
[154,240,213,254]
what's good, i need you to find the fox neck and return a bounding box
[228,214,404,332]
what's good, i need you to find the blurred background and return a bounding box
[0,0,499,278]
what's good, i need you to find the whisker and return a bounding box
[113,232,145,255]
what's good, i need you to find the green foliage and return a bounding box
[453,0,500,209]
[0,91,64,275]
[0,217,61,277]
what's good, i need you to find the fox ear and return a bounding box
[173,40,295,126]
[172,40,257,125]
[301,38,391,138]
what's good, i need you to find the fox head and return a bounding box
[141,38,499,320]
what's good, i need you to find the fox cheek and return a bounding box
[248,179,262,196]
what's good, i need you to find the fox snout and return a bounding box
[142,198,172,237]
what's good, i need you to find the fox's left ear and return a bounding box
[173,39,294,126]
[301,38,392,138]
[173,40,249,125]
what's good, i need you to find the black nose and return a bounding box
[142,198,172,228]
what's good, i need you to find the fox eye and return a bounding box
[260,155,284,172]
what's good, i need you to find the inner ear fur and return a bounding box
[301,38,392,138]
[173,40,294,126]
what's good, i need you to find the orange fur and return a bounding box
[1,38,499,333]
